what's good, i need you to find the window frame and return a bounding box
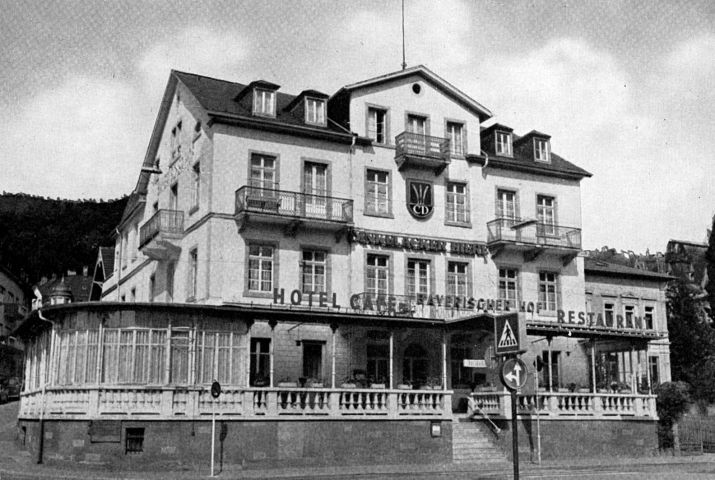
[187,247,198,301]
[445,119,467,157]
[495,188,519,220]
[536,194,557,235]
[405,256,433,297]
[304,97,326,126]
[497,267,520,310]
[364,167,393,218]
[244,241,279,298]
[190,161,200,214]
[446,260,471,298]
[495,131,513,156]
[248,150,280,191]
[300,247,330,294]
[534,138,551,162]
[365,104,389,145]
[365,251,393,296]
[538,271,560,314]
[445,180,471,226]
[252,88,276,117]
[644,305,655,330]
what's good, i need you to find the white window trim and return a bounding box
[534,138,551,162]
[304,97,326,126]
[253,88,276,117]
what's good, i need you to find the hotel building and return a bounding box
[16,66,671,467]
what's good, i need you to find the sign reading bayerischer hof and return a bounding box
[348,227,489,257]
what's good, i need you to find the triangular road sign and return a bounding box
[498,321,518,348]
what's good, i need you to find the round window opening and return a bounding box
[412,83,421,94]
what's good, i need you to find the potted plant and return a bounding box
[397,380,412,390]
[307,377,324,388]
[277,376,297,388]
[370,376,386,389]
[340,376,357,389]
[425,376,442,390]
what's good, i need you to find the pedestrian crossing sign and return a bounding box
[494,313,521,355]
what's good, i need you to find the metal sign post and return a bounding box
[210,381,221,477]
[501,357,528,480]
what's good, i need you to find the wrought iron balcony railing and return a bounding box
[395,132,451,173]
[139,209,185,249]
[235,186,353,223]
[487,217,582,250]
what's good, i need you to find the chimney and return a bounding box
[83,265,89,276]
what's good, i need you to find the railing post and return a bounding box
[501,391,512,418]
[593,393,604,416]
[87,389,99,417]
[329,390,340,416]
[244,390,254,416]
[388,391,399,418]
[160,389,173,417]
[266,390,278,417]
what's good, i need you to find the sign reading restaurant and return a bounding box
[271,288,653,333]
[347,228,489,257]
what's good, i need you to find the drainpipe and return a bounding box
[115,228,123,301]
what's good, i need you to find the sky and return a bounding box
[0,0,713,253]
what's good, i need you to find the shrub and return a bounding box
[655,381,691,449]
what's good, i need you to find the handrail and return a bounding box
[469,396,501,435]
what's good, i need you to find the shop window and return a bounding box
[125,428,144,454]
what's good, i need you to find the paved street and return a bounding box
[2,401,715,480]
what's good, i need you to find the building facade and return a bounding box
[16,66,670,467]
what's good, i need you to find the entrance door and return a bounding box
[406,114,428,154]
[302,341,323,381]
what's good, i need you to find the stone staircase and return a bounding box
[452,418,509,465]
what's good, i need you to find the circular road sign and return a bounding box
[500,358,528,391]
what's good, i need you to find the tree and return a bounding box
[705,215,715,322]
[666,278,715,408]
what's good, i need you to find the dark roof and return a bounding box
[513,129,551,144]
[475,129,592,180]
[481,123,513,135]
[173,71,348,136]
[36,275,93,303]
[99,247,115,278]
[584,257,673,281]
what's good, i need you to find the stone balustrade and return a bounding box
[470,391,658,420]
[19,386,452,420]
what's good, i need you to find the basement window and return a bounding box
[125,427,145,454]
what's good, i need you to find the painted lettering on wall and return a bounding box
[348,228,488,257]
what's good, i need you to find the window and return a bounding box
[365,169,390,215]
[188,248,198,300]
[130,288,136,302]
[407,259,430,297]
[302,341,323,380]
[496,131,512,156]
[451,334,472,387]
[624,305,636,327]
[407,114,427,135]
[403,343,428,386]
[169,183,178,211]
[498,268,519,309]
[604,302,615,326]
[248,245,274,292]
[197,331,242,385]
[446,182,469,224]
[496,189,517,220]
[166,261,175,302]
[250,338,271,386]
[125,428,144,454]
[303,162,328,218]
[249,153,277,191]
[253,88,275,116]
[648,356,660,386]
[367,107,387,143]
[366,342,388,384]
[170,330,190,384]
[170,121,182,160]
[191,162,200,211]
[301,250,326,294]
[536,195,556,235]
[305,98,325,125]
[446,122,465,156]
[541,351,560,389]
[538,272,558,312]
[366,254,389,295]
[644,306,655,330]
[534,138,550,162]
[447,262,469,297]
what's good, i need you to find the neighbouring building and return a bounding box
[15,65,670,468]
[1,265,27,381]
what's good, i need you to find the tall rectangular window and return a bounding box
[498,268,519,309]
[446,121,464,155]
[366,254,389,295]
[249,154,277,190]
[406,259,430,296]
[496,131,512,156]
[541,351,560,388]
[191,162,200,210]
[447,262,469,297]
[253,89,275,116]
[250,338,271,386]
[649,356,660,386]
[301,250,326,294]
[496,189,517,220]
[166,261,175,302]
[365,169,390,215]
[644,306,655,330]
[188,248,198,299]
[537,195,556,235]
[535,138,550,162]
[624,305,636,327]
[303,162,328,218]
[170,183,178,211]
[302,341,323,380]
[367,107,387,143]
[305,98,325,125]
[446,182,469,224]
[248,245,274,292]
[170,330,190,384]
[604,303,615,326]
[149,274,155,303]
[367,343,389,383]
[538,272,558,312]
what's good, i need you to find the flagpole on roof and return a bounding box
[401,0,407,70]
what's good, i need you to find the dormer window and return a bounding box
[534,138,550,162]
[495,131,512,156]
[253,88,276,117]
[305,97,326,125]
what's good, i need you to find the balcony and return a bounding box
[394,132,451,174]
[139,209,184,260]
[486,218,581,264]
[234,186,353,237]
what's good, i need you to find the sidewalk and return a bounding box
[1,441,714,480]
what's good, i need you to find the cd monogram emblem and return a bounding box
[407,180,434,219]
